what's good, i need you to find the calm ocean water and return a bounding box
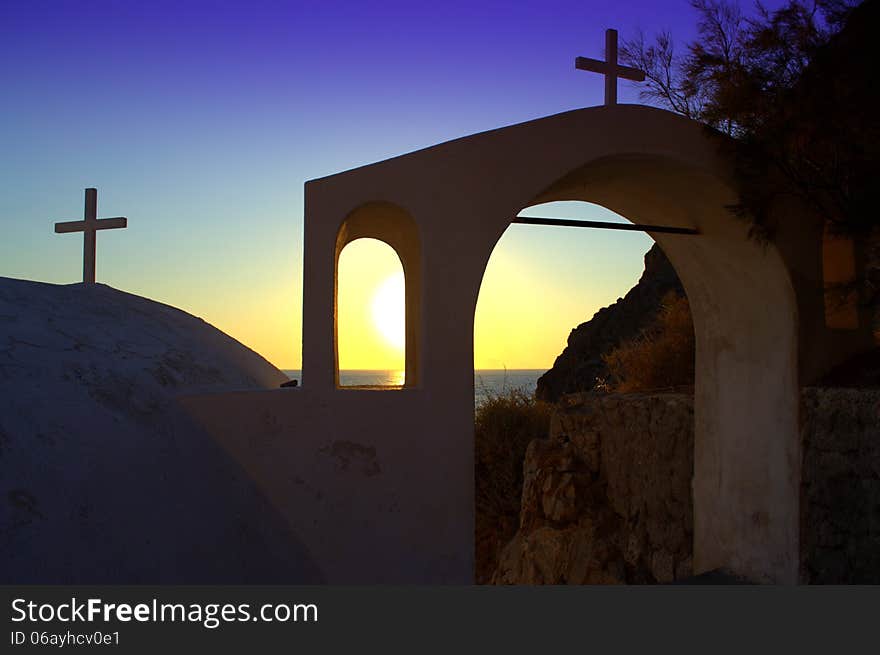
[281,369,546,406]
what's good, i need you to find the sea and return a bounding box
[281,369,546,406]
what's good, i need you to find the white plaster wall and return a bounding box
[182,105,812,583]
[181,387,473,583]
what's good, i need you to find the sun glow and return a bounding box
[336,238,404,372]
[372,271,405,351]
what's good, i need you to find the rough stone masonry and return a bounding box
[493,389,880,584]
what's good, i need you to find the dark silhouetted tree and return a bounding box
[622,0,876,238]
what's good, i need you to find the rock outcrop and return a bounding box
[0,277,321,583]
[493,392,694,584]
[535,244,683,402]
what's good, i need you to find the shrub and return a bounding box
[602,292,695,393]
[474,388,552,584]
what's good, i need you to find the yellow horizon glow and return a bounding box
[372,271,406,352]
[337,238,405,371]
[150,203,650,372]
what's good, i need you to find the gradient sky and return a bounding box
[0,0,774,370]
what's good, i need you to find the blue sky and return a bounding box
[0,0,770,368]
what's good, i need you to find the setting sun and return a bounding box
[336,238,405,371]
[372,271,405,351]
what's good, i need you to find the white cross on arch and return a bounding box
[54,188,128,284]
[575,28,646,106]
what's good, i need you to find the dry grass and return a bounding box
[474,388,552,584]
[602,291,695,393]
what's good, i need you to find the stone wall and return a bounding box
[493,389,880,584]
[493,393,694,584]
[801,388,880,583]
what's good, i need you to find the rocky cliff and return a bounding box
[535,244,683,402]
[0,277,321,583]
[493,392,694,584]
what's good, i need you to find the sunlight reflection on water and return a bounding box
[283,370,545,404]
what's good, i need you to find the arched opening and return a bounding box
[474,152,799,584]
[474,200,663,398]
[333,201,422,388]
[474,199,695,583]
[336,238,406,386]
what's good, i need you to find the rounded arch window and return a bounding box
[333,202,422,389]
[336,238,406,386]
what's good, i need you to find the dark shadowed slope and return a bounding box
[0,277,322,583]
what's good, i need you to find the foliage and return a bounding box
[474,387,552,583]
[620,0,877,239]
[601,292,695,393]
